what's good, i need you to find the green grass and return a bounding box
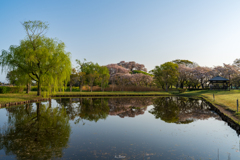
[0,92,41,104]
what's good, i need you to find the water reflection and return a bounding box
[149,97,221,124]
[108,97,153,118]
[54,97,220,124]
[0,103,71,160]
[0,97,230,160]
[56,98,109,124]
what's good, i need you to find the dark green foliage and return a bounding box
[178,88,187,93]
[0,87,8,93]
[132,70,153,77]
[0,87,24,94]
[203,87,210,90]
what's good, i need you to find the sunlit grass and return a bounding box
[203,91,240,112]
[0,92,41,104]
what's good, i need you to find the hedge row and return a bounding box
[0,86,24,94]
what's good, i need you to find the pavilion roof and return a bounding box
[209,76,229,81]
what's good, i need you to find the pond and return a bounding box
[0,97,239,160]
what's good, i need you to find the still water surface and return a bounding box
[0,97,239,160]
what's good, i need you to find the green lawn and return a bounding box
[0,92,41,104]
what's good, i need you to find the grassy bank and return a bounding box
[0,92,41,105]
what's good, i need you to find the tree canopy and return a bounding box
[0,21,71,96]
[151,62,178,91]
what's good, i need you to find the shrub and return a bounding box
[188,88,202,91]
[0,86,24,93]
[10,86,24,93]
[178,88,187,93]
[31,86,38,91]
[0,87,8,93]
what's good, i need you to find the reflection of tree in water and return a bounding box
[0,103,71,160]
[108,97,153,118]
[176,97,221,123]
[78,98,109,122]
[149,97,221,124]
[56,98,109,123]
[55,98,152,121]
[149,97,180,123]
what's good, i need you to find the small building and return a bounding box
[209,76,229,90]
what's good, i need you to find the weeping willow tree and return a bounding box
[0,21,71,96]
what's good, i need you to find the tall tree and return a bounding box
[151,62,178,91]
[76,59,101,92]
[6,70,32,93]
[172,59,198,68]
[69,68,79,92]
[0,21,71,96]
[99,66,110,91]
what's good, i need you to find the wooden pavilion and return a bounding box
[209,76,229,90]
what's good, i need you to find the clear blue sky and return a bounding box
[1,0,240,82]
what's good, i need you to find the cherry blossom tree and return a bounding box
[106,64,130,77]
[117,61,147,72]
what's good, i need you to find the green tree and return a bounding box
[76,59,87,92]
[172,59,198,68]
[172,59,193,66]
[76,59,100,92]
[151,62,178,91]
[99,66,110,91]
[6,69,32,93]
[0,21,71,96]
[69,68,79,92]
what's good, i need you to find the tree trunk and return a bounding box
[26,83,29,94]
[112,78,115,92]
[79,82,83,92]
[180,82,184,89]
[165,83,168,92]
[201,83,204,89]
[49,99,52,108]
[70,84,72,92]
[37,80,41,96]
[101,80,104,92]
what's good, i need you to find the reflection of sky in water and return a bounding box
[0,98,240,159]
